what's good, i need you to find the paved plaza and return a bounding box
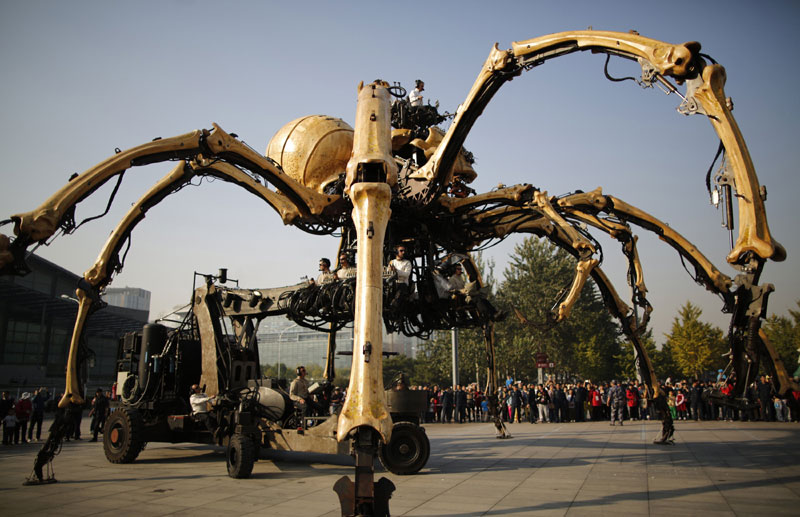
[1,418,799,516]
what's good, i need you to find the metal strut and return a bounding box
[334,429,395,517]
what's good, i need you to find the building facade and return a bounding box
[0,254,149,393]
[103,287,151,315]
[256,316,420,380]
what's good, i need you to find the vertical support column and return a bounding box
[193,283,222,397]
[334,80,398,517]
[482,323,509,439]
[336,182,393,442]
[451,328,459,387]
[59,288,91,408]
[324,327,337,382]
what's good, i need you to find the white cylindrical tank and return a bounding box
[256,386,292,421]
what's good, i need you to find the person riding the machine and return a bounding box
[289,366,324,425]
[189,384,218,435]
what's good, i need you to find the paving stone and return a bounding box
[2,418,799,515]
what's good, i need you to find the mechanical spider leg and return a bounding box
[514,220,675,443]
[481,322,511,438]
[553,189,797,421]
[0,123,346,276]
[334,81,397,517]
[590,268,675,444]
[63,158,331,406]
[16,155,334,483]
[532,191,599,321]
[557,191,793,404]
[449,190,675,441]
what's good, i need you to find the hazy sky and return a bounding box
[1,0,798,346]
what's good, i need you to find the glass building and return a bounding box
[256,317,421,379]
[256,317,353,378]
[0,253,149,392]
[103,287,151,315]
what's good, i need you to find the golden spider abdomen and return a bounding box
[266,115,354,193]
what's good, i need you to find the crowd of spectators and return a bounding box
[5,372,798,446]
[1,387,112,445]
[400,374,800,425]
[1,388,50,444]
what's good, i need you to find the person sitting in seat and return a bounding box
[388,245,412,310]
[329,387,344,415]
[189,384,218,434]
[448,263,466,293]
[450,266,506,322]
[310,257,336,285]
[336,253,356,280]
[289,366,324,425]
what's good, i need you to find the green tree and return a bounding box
[414,327,491,389]
[383,354,416,387]
[653,341,681,381]
[663,301,726,379]
[762,300,800,377]
[614,329,659,381]
[418,252,501,389]
[494,237,621,382]
[414,331,452,387]
[455,252,499,387]
[262,362,290,380]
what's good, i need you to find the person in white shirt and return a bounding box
[310,257,336,285]
[448,263,466,293]
[409,79,425,107]
[336,253,356,280]
[388,245,412,285]
[388,245,412,310]
[189,384,217,433]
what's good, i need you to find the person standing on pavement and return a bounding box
[0,392,13,439]
[626,384,639,421]
[574,382,587,422]
[526,384,537,423]
[690,380,702,421]
[536,385,550,423]
[3,408,18,445]
[510,384,523,423]
[89,389,110,442]
[14,392,32,443]
[28,388,49,441]
[756,375,774,421]
[607,380,625,426]
[329,387,344,415]
[556,384,568,423]
[455,385,467,423]
[71,402,83,440]
[466,387,475,422]
[441,387,454,423]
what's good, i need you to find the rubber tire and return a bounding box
[379,422,430,475]
[103,407,145,464]
[227,434,255,479]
